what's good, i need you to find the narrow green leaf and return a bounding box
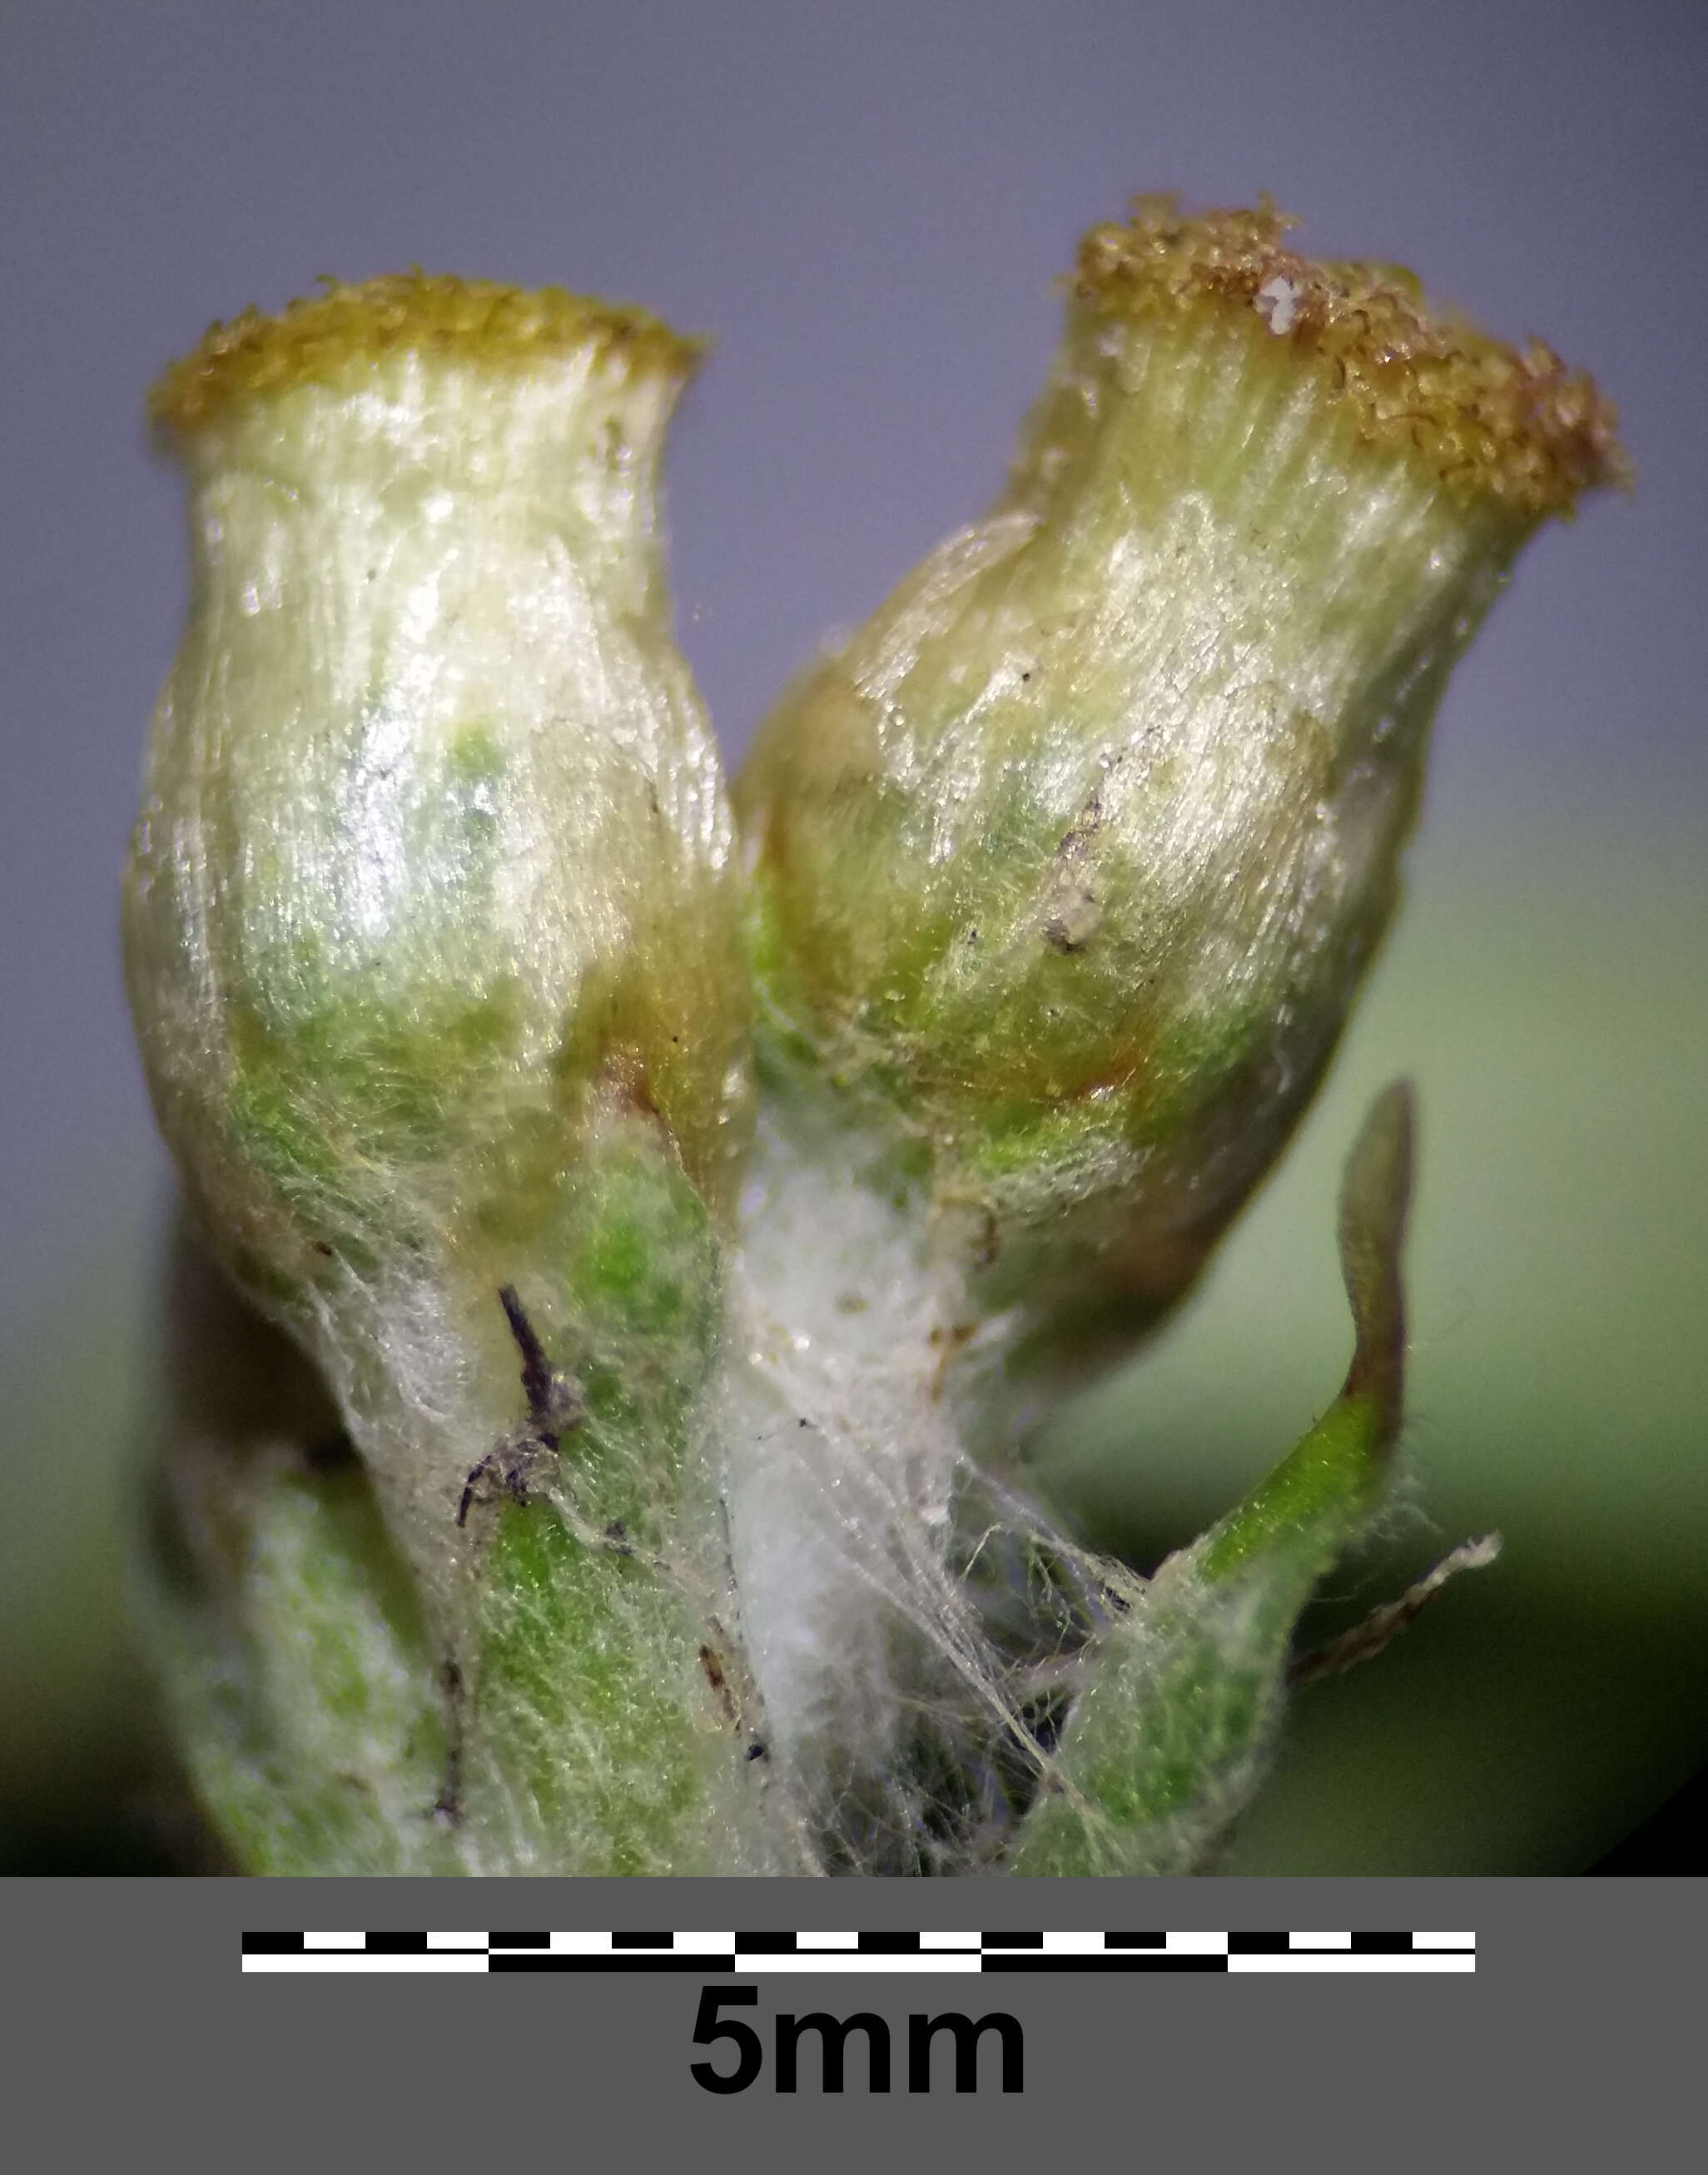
[1010,1082,1414,1875]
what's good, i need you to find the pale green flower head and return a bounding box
[127,274,752,1323]
[126,276,757,1621]
[737,199,1624,1339]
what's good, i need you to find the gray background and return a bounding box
[16,1878,1701,2163]
[2,0,1704,1870]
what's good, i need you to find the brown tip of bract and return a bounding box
[149,271,704,436]
[1073,196,1629,519]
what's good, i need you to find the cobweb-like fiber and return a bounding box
[717,1089,1122,1874]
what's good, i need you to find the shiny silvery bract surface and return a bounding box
[739,290,1533,1371]
[124,330,750,1621]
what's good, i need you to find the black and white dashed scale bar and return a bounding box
[243,1929,1476,1974]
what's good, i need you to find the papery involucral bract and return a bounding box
[737,199,1625,1401]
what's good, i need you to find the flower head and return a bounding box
[737,198,1624,1343]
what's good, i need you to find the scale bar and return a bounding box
[241,1928,1476,1976]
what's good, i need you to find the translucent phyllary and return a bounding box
[737,198,1625,1400]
